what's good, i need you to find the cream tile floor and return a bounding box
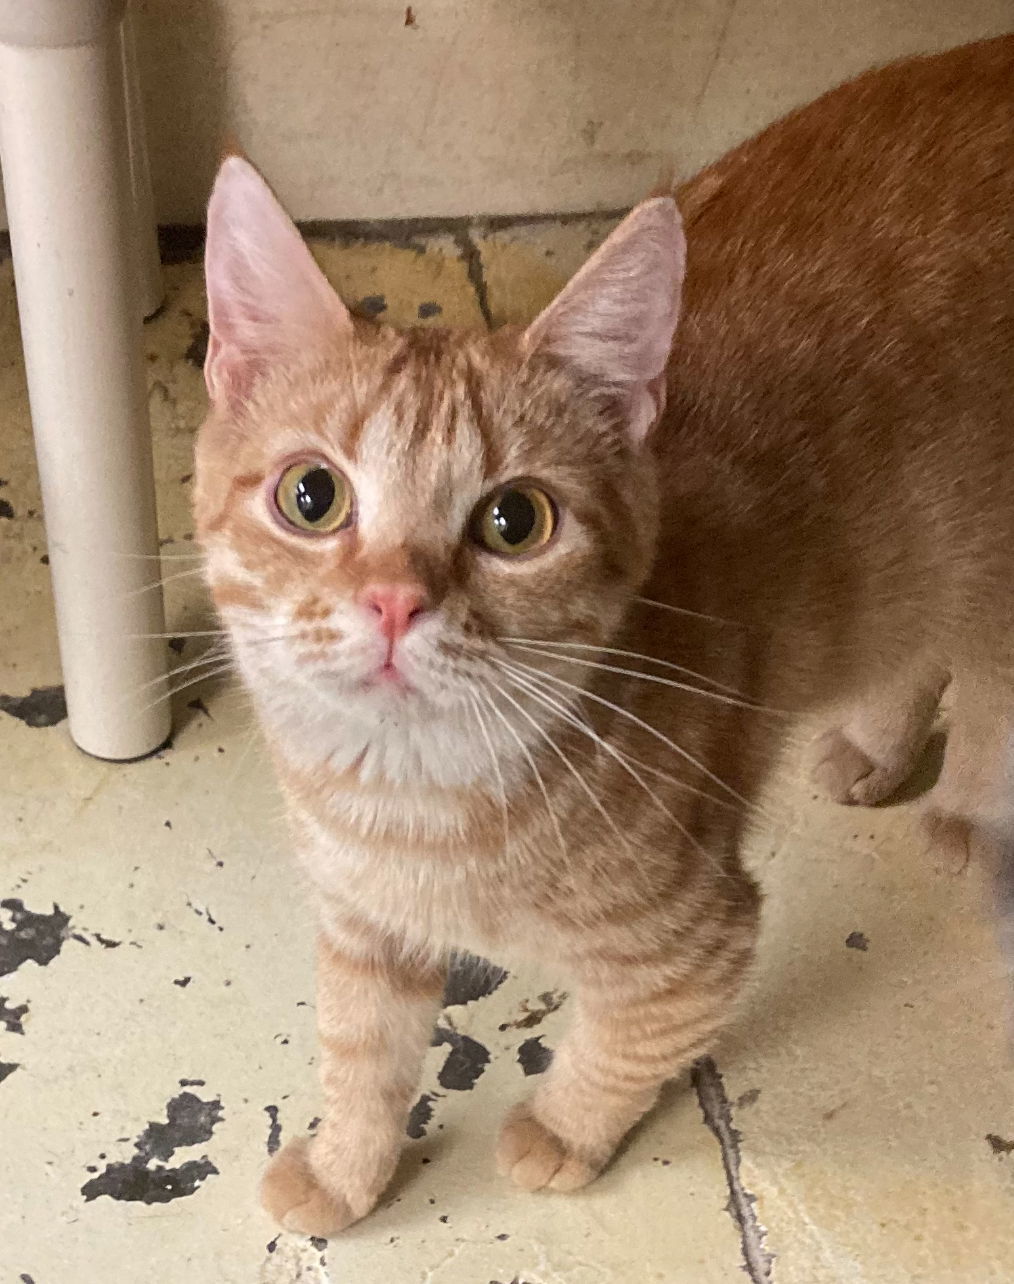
[1,225,1012,1284]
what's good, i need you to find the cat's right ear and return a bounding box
[203,156,353,409]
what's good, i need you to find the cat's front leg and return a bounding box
[497,911,757,1192]
[261,921,445,1235]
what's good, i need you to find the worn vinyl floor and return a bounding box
[1,220,1012,1284]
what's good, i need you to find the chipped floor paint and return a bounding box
[1,224,1013,1283]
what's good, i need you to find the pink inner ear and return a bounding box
[204,156,352,407]
[524,198,686,440]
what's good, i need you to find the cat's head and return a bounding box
[193,158,685,779]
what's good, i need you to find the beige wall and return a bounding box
[137,0,1009,222]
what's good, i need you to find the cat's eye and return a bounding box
[274,462,353,534]
[471,483,557,557]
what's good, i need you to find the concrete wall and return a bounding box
[135,0,1010,222]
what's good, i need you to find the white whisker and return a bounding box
[478,690,567,860]
[504,659,774,824]
[128,629,229,642]
[497,662,733,874]
[501,637,748,698]
[499,659,726,806]
[125,645,229,700]
[109,550,205,561]
[487,676,634,857]
[123,566,208,599]
[132,662,235,718]
[503,655,761,815]
[505,642,784,716]
[635,596,742,627]
[223,699,266,791]
[468,692,510,863]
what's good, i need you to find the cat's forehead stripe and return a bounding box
[353,333,494,474]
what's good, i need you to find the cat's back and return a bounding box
[666,34,1013,466]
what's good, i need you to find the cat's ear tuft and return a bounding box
[203,156,353,408]
[523,197,686,441]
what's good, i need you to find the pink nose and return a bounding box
[360,583,428,644]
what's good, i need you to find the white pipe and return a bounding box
[120,4,164,319]
[0,0,171,759]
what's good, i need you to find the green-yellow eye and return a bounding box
[472,483,557,556]
[274,463,352,533]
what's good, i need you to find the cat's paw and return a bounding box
[809,728,908,806]
[496,1103,600,1193]
[259,1137,360,1237]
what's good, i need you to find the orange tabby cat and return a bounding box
[193,34,1013,1234]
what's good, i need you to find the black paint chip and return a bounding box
[406,1091,438,1139]
[135,1092,223,1163]
[417,301,442,318]
[845,931,869,951]
[310,1236,328,1252]
[82,1091,224,1204]
[0,1060,18,1084]
[0,899,71,976]
[517,1036,553,1077]
[0,498,14,519]
[173,976,192,988]
[168,637,186,655]
[0,686,67,728]
[356,294,387,317]
[81,1156,218,1204]
[186,899,224,931]
[0,996,29,1034]
[185,320,210,368]
[986,1132,1014,1155]
[443,954,508,1007]
[432,1026,490,1090]
[264,1104,282,1155]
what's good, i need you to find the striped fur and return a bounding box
[195,36,1013,1236]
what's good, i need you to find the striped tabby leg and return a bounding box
[261,926,444,1235]
[497,960,751,1192]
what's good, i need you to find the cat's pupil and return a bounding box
[295,468,336,523]
[492,489,537,545]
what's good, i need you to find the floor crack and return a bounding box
[692,1055,775,1281]
[452,225,494,330]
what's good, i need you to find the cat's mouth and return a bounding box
[364,659,413,693]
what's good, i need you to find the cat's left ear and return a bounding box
[523,198,685,441]
[203,155,354,409]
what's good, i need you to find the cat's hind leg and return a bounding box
[921,676,1014,987]
[921,676,1014,874]
[809,661,948,806]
